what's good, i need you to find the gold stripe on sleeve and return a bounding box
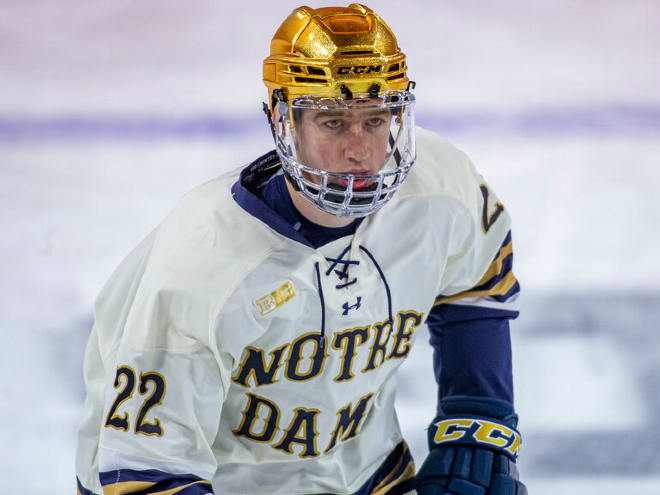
[369,443,416,495]
[103,481,154,494]
[475,241,513,287]
[434,270,518,306]
[103,480,212,495]
[370,452,404,493]
[152,480,213,495]
[371,459,416,495]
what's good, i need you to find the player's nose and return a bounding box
[343,124,370,163]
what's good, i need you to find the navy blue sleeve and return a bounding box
[426,304,518,416]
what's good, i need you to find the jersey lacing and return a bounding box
[314,245,394,351]
[325,244,359,289]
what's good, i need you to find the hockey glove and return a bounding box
[415,398,527,495]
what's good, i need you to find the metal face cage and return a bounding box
[270,89,416,218]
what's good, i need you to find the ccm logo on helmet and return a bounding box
[337,65,382,75]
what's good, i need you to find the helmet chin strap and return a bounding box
[263,102,277,145]
[281,165,303,193]
[388,132,402,167]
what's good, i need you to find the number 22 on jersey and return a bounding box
[104,365,167,437]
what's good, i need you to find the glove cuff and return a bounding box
[428,414,522,461]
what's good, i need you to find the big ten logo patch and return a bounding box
[255,282,295,316]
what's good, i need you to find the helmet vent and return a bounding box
[307,66,326,76]
[322,15,370,34]
[294,76,328,85]
[339,50,375,56]
[289,65,303,73]
[387,63,400,72]
[386,73,405,81]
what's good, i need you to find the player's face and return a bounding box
[294,106,392,190]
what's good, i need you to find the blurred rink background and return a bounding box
[1,0,659,492]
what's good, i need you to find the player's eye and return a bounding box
[323,119,343,129]
[366,118,384,127]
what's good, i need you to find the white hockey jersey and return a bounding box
[75,127,517,495]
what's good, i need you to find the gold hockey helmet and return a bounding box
[263,3,409,108]
[263,4,416,218]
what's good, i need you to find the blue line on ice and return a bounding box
[1,105,660,140]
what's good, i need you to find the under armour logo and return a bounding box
[342,297,362,315]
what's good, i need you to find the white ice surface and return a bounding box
[514,335,647,431]
[522,476,660,495]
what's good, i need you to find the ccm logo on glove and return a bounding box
[432,418,522,459]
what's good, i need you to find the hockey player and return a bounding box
[76,4,526,495]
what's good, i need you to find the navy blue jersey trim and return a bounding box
[352,441,415,494]
[76,477,97,495]
[99,468,205,484]
[99,468,212,493]
[230,150,313,248]
[262,173,361,249]
[476,253,513,290]
[231,151,364,249]
[469,251,513,292]
[491,280,520,302]
[428,303,519,326]
[434,230,519,306]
